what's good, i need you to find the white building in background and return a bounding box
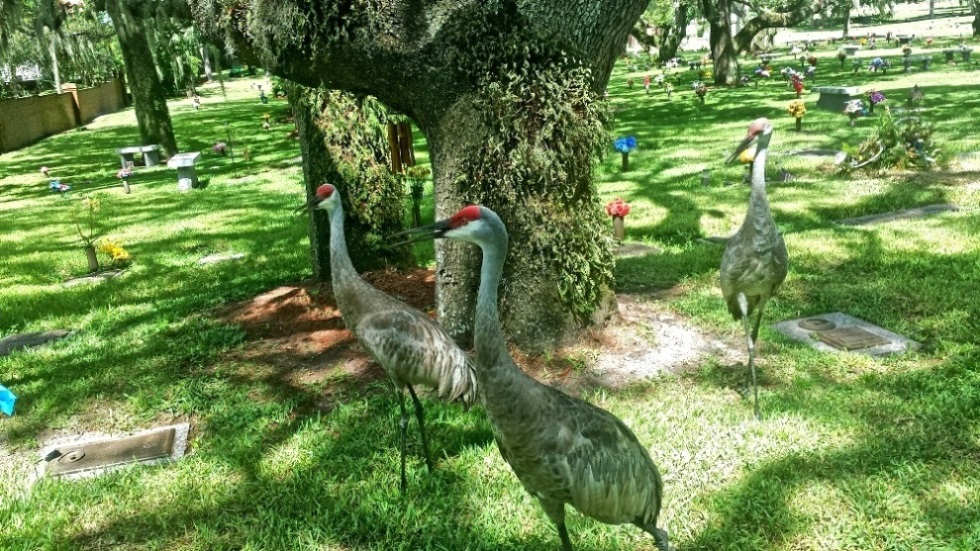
[1,64,42,84]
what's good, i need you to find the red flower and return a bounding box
[605,198,631,217]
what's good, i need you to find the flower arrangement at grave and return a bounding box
[851,58,863,74]
[902,45,912,57]
[843,99,867,126]
[212,141,228,156]
[837,50,848,67]
[807,56,818,67]
[49,179,70,193]
[614,136,638,171]
[116,167,133,194]
[926,37,934,47]
[68,195,105,272]
[907,85,924,107]
[867,89,885,114]
[869,57,889,73]
[627,77,634,89]
[739,75,751,87]
[787,100,806,131]
[664,82,674,99]
[654,73,665,86]
[605,198,631,241]
[693,81,708,104]
[837,107,945,174]
[96,239,131,267]
[791,75,805,98]
[40,166,50,177]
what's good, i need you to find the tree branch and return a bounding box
[733,0,830,53]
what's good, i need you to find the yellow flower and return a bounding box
[787,100,807,118]
[738,146,757,163]
[97,239,131,262]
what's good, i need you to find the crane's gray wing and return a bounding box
[356,309,474,403]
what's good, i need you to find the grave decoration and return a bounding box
[49,180,70,193]
[664,82,674,99]
[907,84,924,107]
[843,99,866,126]
[116,167,132,194]
[68,195,105,273]
[40,166,50,177]
[837,108,943,173]
[212,141,228,156]
[807,56,818,67]
[837,51,847,68]
[902,45,912,57]
[693,81,708,104]
[605,198,631,241]
[96,239,131,267]
[867,89,885,114]
[787,100,806,131]
[0,383,16,416]
[791,75,804,98]
[869,57,889,73]
[614,136,638,171]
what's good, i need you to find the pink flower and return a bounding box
[605,198,631,217]
[117,168,133,179]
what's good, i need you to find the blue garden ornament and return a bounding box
[614,136,638,171]
[614,136,637,154]
[0,384,16,416]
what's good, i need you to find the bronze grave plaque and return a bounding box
[815,327,889,351]
[46,428,175,477]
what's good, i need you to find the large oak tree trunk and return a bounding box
[191,0,644,350]
[659,2,690,63]
[105,0,177,156]
[705,0,740,85]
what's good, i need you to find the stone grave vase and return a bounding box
[84,245,99,273]
[612,216,625,241]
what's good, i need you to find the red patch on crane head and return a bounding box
[315,184,336,199]
[747,118,771,136]
[450,205,482,228]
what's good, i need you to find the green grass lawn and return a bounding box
[2,42,980,551]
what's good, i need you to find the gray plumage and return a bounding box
[401,205,668,551]
[720,118,789,419]
[305,184,477,491]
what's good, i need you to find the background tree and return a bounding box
[98,0,178,155]
[191,0,646,350]
[630,0,692,63]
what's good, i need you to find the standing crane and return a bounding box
[720,118,789,419]
[297,184,477,492]
[395,206,669,551]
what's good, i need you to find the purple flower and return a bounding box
[869,90,886,104]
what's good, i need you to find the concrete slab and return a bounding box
[836,204,959,226]
[197,252,245,265]
[614,243,662,258]
[63,269,126,287]
[0,330,73,357]
[774,312,919,356]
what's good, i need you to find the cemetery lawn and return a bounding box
[2,46,980,551]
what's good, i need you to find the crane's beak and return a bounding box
[293,196,319,215]
[390,219,452,247]
[726,134,756,165]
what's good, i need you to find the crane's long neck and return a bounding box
[746,135,775,230]
[474,238,508,371]
[325,203,363,292]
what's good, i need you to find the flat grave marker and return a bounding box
[774,312,919,356]
[0,330,73,357]
[836,204,958,226]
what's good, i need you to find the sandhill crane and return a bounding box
[297,184,477,492]
[395,206,669,551]
[721,118,789,419]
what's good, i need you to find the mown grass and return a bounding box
[2,38,980,551]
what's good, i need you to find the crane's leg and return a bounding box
[406,384,434,473]
[635,522,670,551]
[397,389,409,493]
[751,303,766,344]
[738,294,761,420]
[539,499,574,551]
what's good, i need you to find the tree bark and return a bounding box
[658,1,690,63]
[732,0,829,54]
[704,0,740,85]
[972,0,980,36]
[843,7,851,39]
[104,0,178,156]
[190,0,641,350]
[200,45,213,81]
